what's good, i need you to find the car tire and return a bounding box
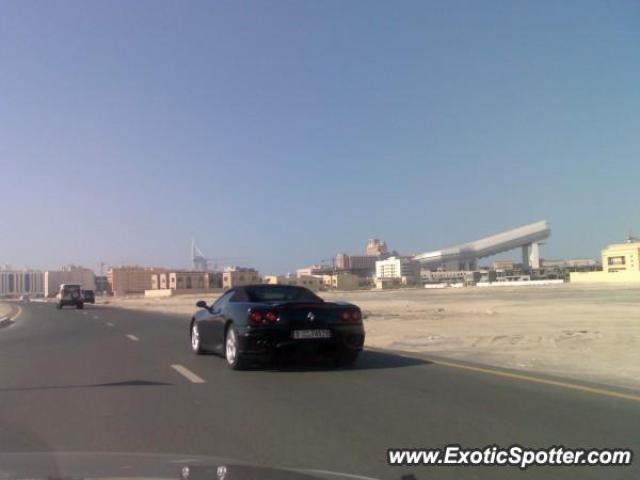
[191,322,205,355]
[335,350,359,368]
[77,303,84,310]
[225,325,246,370]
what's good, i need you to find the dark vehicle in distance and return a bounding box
[190,285,365,369]
[82,289,96,304]
[56,284,84,309]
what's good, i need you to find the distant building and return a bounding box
[334,254,377,275]
[170,271,205,290]
[296,265,334,277]
[95,276,112,295]
[44,266,96,297]
[222,267,260,290]
[571,241,640,283]
[334,239,392,276]
[421,270,481,285]
[335,254,350,270]
[367,238,388,257]
[108,266,167,296]
[375,256,420,285]
[375,277,403,289]
[0,269,44,298]
[542,259,598,269]
[493,260,514,270]
[263,274,322,291]
[263,275,284,285]
[321,273,360,291]
[413,221,552,271]
[147,271,223,297]
[295,275,323,290]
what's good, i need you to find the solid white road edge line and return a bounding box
[171,364,206,384]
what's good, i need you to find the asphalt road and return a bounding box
[0,302,638,480]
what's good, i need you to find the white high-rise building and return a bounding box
[0,269,44,297]
[375,257,420,280]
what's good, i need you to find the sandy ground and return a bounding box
[0,302,11,319]
[98,284,640,391]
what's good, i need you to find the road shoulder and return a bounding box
[0,302,21,328]
[369,346,640,401]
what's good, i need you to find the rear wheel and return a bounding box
[77,303,84,310]
[225,326,246,370]
[191,323,204,354]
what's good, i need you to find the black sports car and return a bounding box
[190,284,365,369]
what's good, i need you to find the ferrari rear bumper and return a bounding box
[237,325,365,358]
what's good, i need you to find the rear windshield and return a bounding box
[244,286,323,303]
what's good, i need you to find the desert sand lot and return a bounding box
[100,284,640,390]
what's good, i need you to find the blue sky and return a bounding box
[1,0,639,274]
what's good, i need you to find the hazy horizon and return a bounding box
[1,1,639,274]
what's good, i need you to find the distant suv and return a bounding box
[82,290,96,304]
[56,284,84,309]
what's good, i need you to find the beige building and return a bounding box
[366,238,388,256]
[264,274,322,291]
[542,259,597,268]
[296,265,333,277]
[296,275,323,290]
[170,271,205,290]
[493,260,514,270]
[151,273,168,290]
[222,267,260,290]
[375,277,403,289]
[571,241,640,283]
[335,254,377,274]
[108,266,167,296]
[321,273,360,291]
[147,271,223,297]
[44,266,95,297]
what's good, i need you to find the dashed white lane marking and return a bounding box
[82,312,88,315]
[106,322,114,327]
[93,315,99,319]
[171,364,205,384]
[126,334,139,341]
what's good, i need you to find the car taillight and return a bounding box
[341,310,361,323]
[249,310,263,324]
[249,310,278,325]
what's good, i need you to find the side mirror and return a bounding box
[196,300,208,309]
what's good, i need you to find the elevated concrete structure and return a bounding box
[414,220,551,270]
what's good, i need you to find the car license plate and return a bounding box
[292,329,332,339]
